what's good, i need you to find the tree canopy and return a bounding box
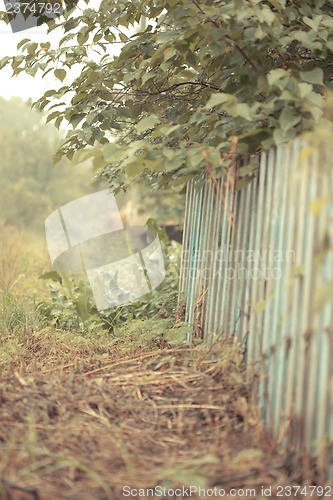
[1,0,333,190]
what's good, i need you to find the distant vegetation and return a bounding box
[0,97,93,233]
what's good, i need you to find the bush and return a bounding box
[37,239,183,334]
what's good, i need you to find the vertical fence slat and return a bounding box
[179,131,333,481]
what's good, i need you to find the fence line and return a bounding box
[179,131,333,481]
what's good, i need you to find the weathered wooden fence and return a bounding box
[179,129,333,481]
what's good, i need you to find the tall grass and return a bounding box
[0,223,49,337]
[0,222,23,293]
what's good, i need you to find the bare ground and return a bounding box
[0,328,323,499]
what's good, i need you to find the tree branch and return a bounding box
[191,0,259,74]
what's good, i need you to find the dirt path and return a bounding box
[0,332,319,499]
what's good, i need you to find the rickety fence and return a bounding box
[179,128,333,481]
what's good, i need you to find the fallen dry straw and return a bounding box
[0,336,319,499]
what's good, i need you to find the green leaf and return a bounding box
[236,177,254,191]
[136,114,160,133]
[126,161,144,176]
[238,163,259,178]
[298,82,313,99]
[0,57,10,70]
[293,31,322,50]
[205,93,235,110]
[54,68,66,82]
[103,142,127,162]
[17,38,30,50]
[260,8,276,26]
[308,106,323,122]
[165,325,189,345]
[300,68,324,85]
[54,116,63,130]
[38,271,62,283]
[27,43,38,55]
[46,111,60,124]
[70,113,85,128]
[279,107,301,132]
[72,147,102,165]
[267,68,289,88]
[72,93,87,105]
[233,103,252,121]
[163,47,177,61]
[92,155,106,171]
[267,0,286,11]
[78,32,89,45]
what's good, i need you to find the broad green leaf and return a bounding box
[72,93,88,105]
[70,113,85,128]
[279,107,301,132]
[78,32,89,45]
[236,177,253,191]
[302,16,322,32]
[293,31,322,50]
[17,38,30,49]
[126,162,145,176]
[298,82,313,99]
[103,142,127,162]
[267,68,289,88]
[163,47,177,61]
[238,163,259,178]
[260,8,276,26]
[54,68,66,82]
[273,127,286,145]
[136,114,160,133]
[205,93,235,110]
[267,0,286,11]
[309,106,323,122]
[38,271,62,283]
[0,57,10,70]
[54,116,63,130]
[46,111,60,123]
[27,43,38,55]
[72,147,102,165]
[300,68,324,85]
[128,140,148,153]
[91,155,105,170]
[233,103,252,121]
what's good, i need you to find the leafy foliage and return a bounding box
[37,238,183,333]
[1,0,332,189]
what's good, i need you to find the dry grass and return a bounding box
[0,329,322,500]
[0,224,23,294]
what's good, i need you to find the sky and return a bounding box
[0,0,104,101]
[0,23,61,100]
[0,0,139,103]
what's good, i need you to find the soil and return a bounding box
[0,332,323,499]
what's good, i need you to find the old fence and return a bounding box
[179,128,333,481]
